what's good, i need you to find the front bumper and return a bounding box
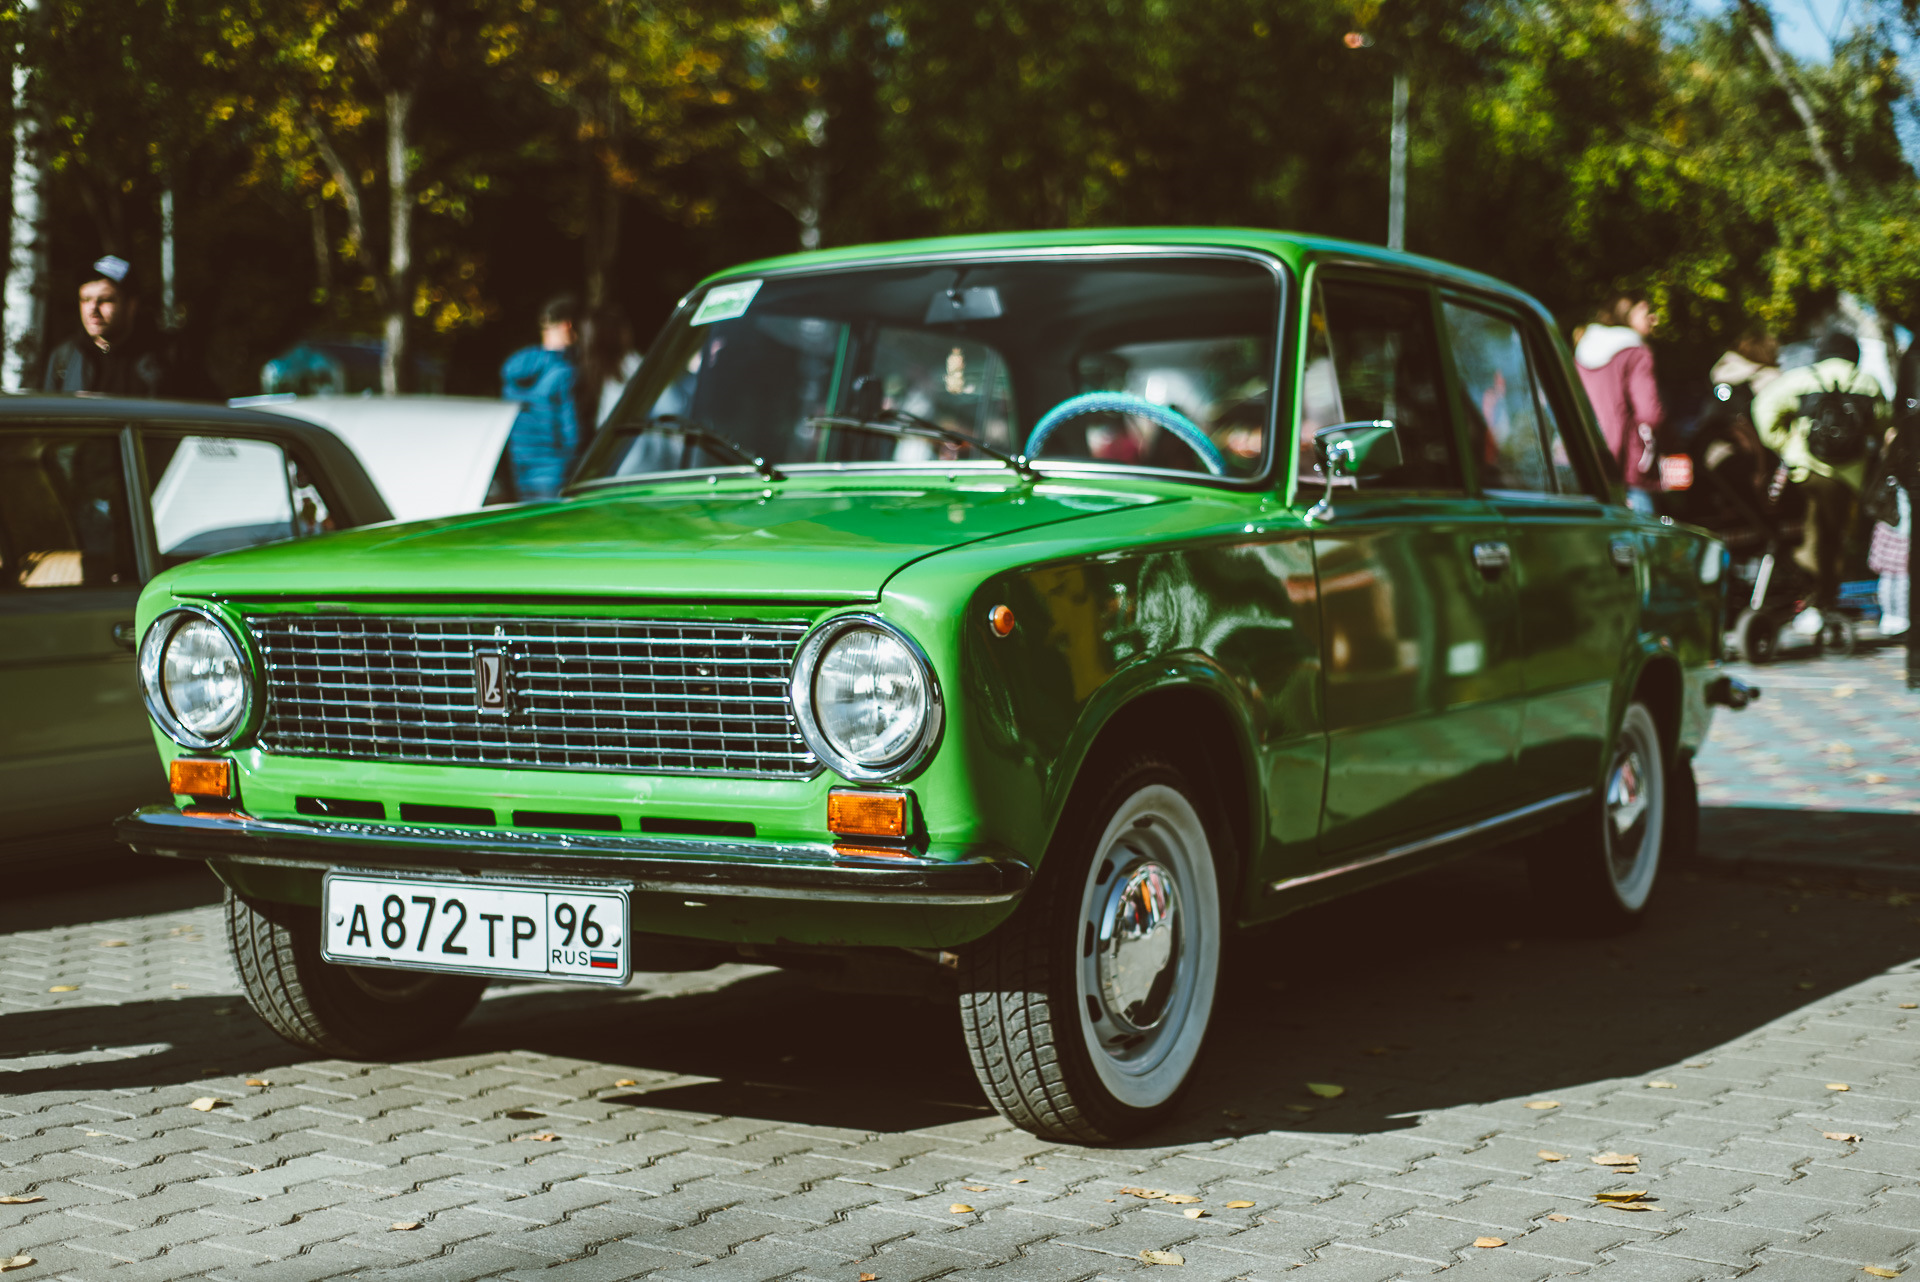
[115,806,1030,906]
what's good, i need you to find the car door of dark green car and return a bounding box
[1301,273,1527,862]
[0,426,152,850]
[1437,293,1637,801]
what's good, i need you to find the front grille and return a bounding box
[250,615,817,777]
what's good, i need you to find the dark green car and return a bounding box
[120,230,1744,1141]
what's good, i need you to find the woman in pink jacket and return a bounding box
[1575,294,1665,516]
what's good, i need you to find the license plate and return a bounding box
[321,870,630,986]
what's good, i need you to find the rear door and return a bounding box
[1437,294,1636,799]
[0,427,153,845]
[1305,273,1527,860]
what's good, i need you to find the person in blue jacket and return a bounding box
[500,295,583,500]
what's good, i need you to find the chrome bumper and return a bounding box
[115,806,1030,906]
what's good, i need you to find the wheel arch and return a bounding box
[1625,648,1685,765]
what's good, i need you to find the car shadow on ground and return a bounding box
[6,854,1916,1148]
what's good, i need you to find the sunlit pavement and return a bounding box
[5,720,1920,1281]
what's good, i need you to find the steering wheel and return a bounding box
[1023,392,1227,476]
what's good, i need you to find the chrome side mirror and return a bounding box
[1307,419,1401,522]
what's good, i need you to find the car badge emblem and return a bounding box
[473,649,510,715]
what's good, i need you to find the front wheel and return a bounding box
[959,756,1223,1143]
[227,891,486,1059]
[1529,701,1668,933]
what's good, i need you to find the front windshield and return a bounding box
[579,255,1280,485]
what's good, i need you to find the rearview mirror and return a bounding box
[1308,419,1400,522]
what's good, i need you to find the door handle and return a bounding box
[1610,538,1637,572]
[112,621,137,651]
[1471,540,1511,576]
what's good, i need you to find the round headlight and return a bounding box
[792,616,941,781]
[140,608,253,748]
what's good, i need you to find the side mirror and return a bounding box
[1308,419,1400,522]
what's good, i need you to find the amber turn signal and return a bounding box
[169,757,233,799]
[826,788,908,838]
[988,604,1016,636]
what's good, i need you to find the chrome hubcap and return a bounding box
[1601,706,1664,910]
[1093,860,1182,1034]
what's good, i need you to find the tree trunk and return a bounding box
[583,154,620,308]
[382,87,413,396]
[3,0,47,391]
[160,186,177,329]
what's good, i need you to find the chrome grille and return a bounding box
[249,615,816,777]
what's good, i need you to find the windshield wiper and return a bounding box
[644,415,783,482]
[804,408,1033,478]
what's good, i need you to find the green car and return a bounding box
[120,229,1746,1142]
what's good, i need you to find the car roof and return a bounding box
[691,227,1548,320]
[0,392,393,525]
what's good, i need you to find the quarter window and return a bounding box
[1442,302,1555,494]
[0,433,136,589]
[1304,278,1460,493]
[144,433,329,568]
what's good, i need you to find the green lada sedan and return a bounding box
[119,229,1746,1142]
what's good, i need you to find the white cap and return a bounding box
[92,255,131,283]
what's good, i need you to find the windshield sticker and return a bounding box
[691,279,763,326]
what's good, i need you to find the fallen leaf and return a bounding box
[1538,1150,1564,1162]
[1222,1109,1245,1119]
[100,940,127,948]
[1823,1131,1864,1142]
[1183,1208,1207,1219]
[964,1185,990,1193]
[171,983,190,990]
[1593,1191,1650,1202]
[503,1110,545,1120]
[1834,687,1856,698]
[1864,773,1890,784]
[860,1274,878,1281]
[1900,1004,1917,1010]
[1284,1104,1315,1113]
[47,986,77,994]
[390,1221,421,1231]
[1139,1250,1184,1266]
[0,1255,33,1272]
[1863,1269,1900,1278]
[83,1132,105,1138]
[1305,1082,1344,1098]
[1162,1194,1201,1205]
[1591,1152,1639,1167]
[1224,1201,1255,1209]
[0,1196,43,1205]
[1608,1202,1662,1212]
[244,1079,270,1088]
[1547,1213,1570,1222]
[514,1132,559,1143]
[187,1098,224,1112]
[1647,1081,1676,1089]
[1010,1178,1027,1184]
[613,1079,637,1088]
[1684,1060,1711,1068]
[1524,1100,1559,1110]
[949,1204,973,1214]
[1474,1236,1506,1249]
[1798,982,1816,991]
[1827,1083,1851,1092]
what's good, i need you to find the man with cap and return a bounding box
[39,255,168,397]
[1751,331,1889,625]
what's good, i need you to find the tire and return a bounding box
[958,755,1223,1143]
[1737,608,1778,664]
[226,890,487,1059]
[1529,701,1668,933]
[1818,613,1858,659]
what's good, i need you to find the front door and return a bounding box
[0,428,155,846]
[1436,295,1637,799]
[1305,275,1526,859]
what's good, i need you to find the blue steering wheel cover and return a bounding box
[1025,392,1226,475]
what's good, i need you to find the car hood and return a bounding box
[155,476,1177,601]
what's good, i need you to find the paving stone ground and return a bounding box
[6,660,1920,1282]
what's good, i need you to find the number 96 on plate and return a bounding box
[322,872,630,986]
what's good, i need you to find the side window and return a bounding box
[1528,341,1599,498]
[0,433,137,589]
[144,433,322,568]
[1305,278,1460,492]
[1441,301,1553,494]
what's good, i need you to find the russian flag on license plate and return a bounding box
[590,952,620,969]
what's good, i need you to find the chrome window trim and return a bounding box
[789,613,943,784]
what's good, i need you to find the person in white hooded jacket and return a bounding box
[1574,294,1664,515]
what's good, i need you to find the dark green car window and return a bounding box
[0,433,136,590]
[1304,277,1460,493]
[1442,300,1557,495]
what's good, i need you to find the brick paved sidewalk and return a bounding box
[1696,646,1920,886]
[4,857,1919,1282]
